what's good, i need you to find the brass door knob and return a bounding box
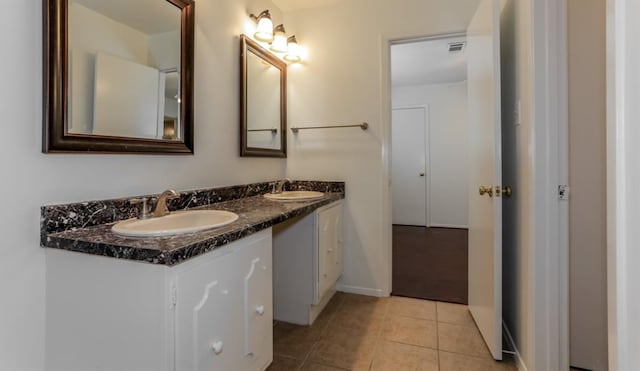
[479,185,494,197]
[495,186,512,198]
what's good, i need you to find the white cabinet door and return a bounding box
[174,250,239,371]
[175,230,272,371]
[317,202,344,302]
[240,235,273,371]
[329,204,344,284]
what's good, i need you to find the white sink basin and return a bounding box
[112,210,239,237]
[263,191,325,201]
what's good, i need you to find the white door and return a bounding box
[391,107,429,226]
[467,0,505,361]
[93,52,160,139]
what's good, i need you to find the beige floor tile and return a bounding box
[308,326,378,370]
[329,308,385,333]
[438,322,494,359]
[370,341,439,371]
[274,322,322,360]
[310,296,342,336]
[339,294,390,319]
[436,302,476,327]
[267,354,304,371]
[439,350,517,371]
[300,362,350,370]
[388,296,437,320]
[382,316,438,349]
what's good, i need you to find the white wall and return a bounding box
[0,0,286,369]
[393,82,469,228]
[284,0,482,297]
[568,0,608,369]
[148,30,180,71]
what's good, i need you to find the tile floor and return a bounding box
[268,293,517,371]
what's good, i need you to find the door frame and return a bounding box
[379,0,569,367]
[606,0,640,368]
[380,31,465,300]
[391,104,430,227]
[530,0,570,369]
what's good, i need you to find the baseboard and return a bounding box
[429,224,468,229]
[502,321,528,371]
[336,284,385,297]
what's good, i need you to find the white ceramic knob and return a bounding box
[212,341,223,355]
[255,305,265,316]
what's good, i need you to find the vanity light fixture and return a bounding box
[247,11,304,64]
[284,35,302,63]
[250,10,274,42]
[270,24,288,53]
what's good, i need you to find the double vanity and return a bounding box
[39,1,335,369]
[41,180,344,371]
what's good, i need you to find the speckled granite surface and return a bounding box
[41,181,344,265]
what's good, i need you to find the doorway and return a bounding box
[390,36,470,304]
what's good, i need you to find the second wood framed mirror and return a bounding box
[240,35,287,158]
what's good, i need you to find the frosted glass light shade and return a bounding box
[252,10,273,42]
[284,36,301,63]
[270,24,288,53]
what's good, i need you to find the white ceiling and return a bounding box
[72,0,180,35]
[391,36,468,87]
[271,0,348,12]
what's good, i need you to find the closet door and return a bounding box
[391,107,429,226]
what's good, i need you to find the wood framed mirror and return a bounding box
[43,0,195,154]
[240,35,287,158]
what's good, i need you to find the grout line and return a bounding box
[383,339,439,351]
[299,293,345,370]
[368,297,392,370]
[438,349,504,362]
[297,341,317,371]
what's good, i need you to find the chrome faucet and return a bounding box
[151,189,180,217]
[129,189,180,220]
[272,178,291,194]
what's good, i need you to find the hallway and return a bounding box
[392,226,468,304]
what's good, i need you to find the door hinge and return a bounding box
[170,283,177,307]
[558,185,570,201]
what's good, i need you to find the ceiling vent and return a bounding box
[448,42,465,53]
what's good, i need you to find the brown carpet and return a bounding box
[392,226,468,304]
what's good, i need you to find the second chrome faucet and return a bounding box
[130,189,181,219]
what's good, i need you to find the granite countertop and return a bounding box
[41,181,344,266]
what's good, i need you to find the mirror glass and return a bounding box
[43,0,194,153]
[241,35,287,157]
[67,0,182,140]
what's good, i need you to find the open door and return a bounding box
[467,0,506,360]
